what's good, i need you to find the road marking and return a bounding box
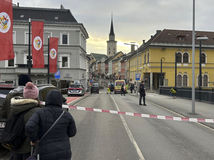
[111,95,146,160]
[150,101,214,132]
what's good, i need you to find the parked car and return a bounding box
[67,84,85,96]
[91,82,99,94]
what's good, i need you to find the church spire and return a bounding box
[109,15,115,36]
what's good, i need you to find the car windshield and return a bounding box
[92,83,99,87]
[70,85,82,88]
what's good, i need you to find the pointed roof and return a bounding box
[109,16,115,36]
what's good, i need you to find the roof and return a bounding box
[105,51,124,63]
[151,29,214,45]
[13,6,78,23]
[109,18,115,36]
[91,53,108,61]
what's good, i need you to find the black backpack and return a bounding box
[0,109,29,150]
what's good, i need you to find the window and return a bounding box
[176,52,182,63]
[201,53,206,64]
[5,53,16,67]
[203,75,208,87]
[147,53,149,63]
[25,32,32,44]
[62,57,68,67]
[177,74,182,87]
[144,54,146,64]
[183,52,189,63]
[183,75,188,87]
[44,32,52,45]
[13,31,16,44]
[61,33,69,45]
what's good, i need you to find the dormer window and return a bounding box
[20,15,24,18]
[54,16,59,20]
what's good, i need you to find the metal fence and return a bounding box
[160,87,214,103]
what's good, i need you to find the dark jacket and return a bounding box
[10,97,40,153]
[25,90,76,160]
[139,83,146,96]
[2,86,24,119]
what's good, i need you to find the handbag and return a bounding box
[26,111,65,160]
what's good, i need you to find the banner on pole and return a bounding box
[0,0,14,61]
[32,21,44,68]
[49,37,58,73]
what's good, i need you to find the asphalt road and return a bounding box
[70,91,214,160]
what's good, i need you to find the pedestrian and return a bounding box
[9,82,40,160]
[130,83,134,94]
[25,90,76,160]
[121,84,126,96]
[2,74,32,119]
[139,80,146,106]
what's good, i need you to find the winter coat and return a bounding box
[1,86,24,119]
[25,90,76,160]
[139,83,146,96]
[9,97,40,153]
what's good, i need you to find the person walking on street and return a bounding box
[139,81,146,106]
[25,90,76,160]
[121,84,126,96]
[9,82,40,160]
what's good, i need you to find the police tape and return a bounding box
[69,105,214,124]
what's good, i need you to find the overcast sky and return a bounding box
[13,0,214,54]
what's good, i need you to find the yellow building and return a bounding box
[128,29,214,90]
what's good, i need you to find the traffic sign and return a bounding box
[54,71,60,79]
[135,73,141,81]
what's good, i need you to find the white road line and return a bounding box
[111,95,146,160]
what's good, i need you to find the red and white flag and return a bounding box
[0,0,14,61]
[49,37,59,73]
[32,21,44,68]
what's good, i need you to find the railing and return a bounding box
[160,87,214,103]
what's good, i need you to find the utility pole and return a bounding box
[28,18,32,77]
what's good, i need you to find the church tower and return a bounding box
[107,16,117,57]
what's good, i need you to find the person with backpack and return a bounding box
[25,90,76,160]
[2,74,32,119]
[3,82,40,160]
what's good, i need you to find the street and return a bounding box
[70,91,214,160]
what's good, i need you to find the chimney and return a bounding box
[143,40,145,44]
[131,44,135,52]
[156,30,161,34]
[60,4,65,9]
[17,2,19,7]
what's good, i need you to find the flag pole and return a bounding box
[47,36,50,84]
[28,18,31,77]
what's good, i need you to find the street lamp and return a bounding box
[196,36,208,100]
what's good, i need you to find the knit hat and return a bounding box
[18,74,32,86]
[23,82,39,99]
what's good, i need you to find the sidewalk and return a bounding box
[130,92,214,128]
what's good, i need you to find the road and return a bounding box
[70,91,214,160]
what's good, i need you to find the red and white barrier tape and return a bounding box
[69,105,214,124]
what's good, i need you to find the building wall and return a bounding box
[0,18,88,88]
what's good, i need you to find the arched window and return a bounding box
[183,52,189,63]
[201,53,206,64]
[177,74,182,87]
[183,75,188,87]
[203,75,208,87]
[176,52,182,63]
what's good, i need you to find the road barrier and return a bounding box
[1,93,214,124]
[69,105,214,124]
